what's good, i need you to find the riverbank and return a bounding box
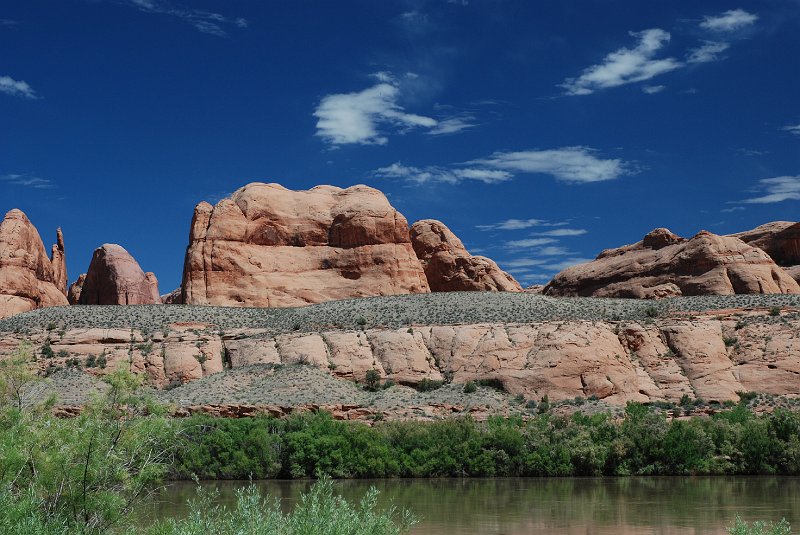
[171,403,800,480]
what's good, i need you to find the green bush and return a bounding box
[463,381,477,394]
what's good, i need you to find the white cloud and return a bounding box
[561,29,681,95]
[315,74,441,146]
[720,206,745,213]
[472,146,630,183]
[534,246,575,256]
[783,124,800,136]
[117,0,246,37]
[375,163,512,184]
[700,9,758,32]
[532,228,587,237]
[0,75,37,99]
[504,238,558,249]
[0,174,54,189]
[427,116,476,135]
[477,218,568,231]
[642,85,666,94]
[687,41,730,63]
[740,176,800,204]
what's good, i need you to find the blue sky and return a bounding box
[2,0,799,291]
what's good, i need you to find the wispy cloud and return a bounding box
[115,0,246,37]
[0,19,18,26]
[427,116,476,135]
[687,41,730,63]
[471,147,630,183]
[504,238,558,249]
[537,258,594,272]
[0,75,37,99]
[532,228,587,237]
[0,174,54,189]
[642,85,666,94]
[700,9,758,32]
[477,218,568,231]
[502,256,593,275]
[561,29,681,95]
[783,124,800,136]
[374,162,511,184]
[740,176,800,204]
[721,206,745,213]
[376,147,630,186]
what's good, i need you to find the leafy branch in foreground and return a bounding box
[0,355,175,534]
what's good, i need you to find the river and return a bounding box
[139,477,800,534]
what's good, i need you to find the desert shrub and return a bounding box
[463,381,477,394]
[415,378,443,392]
[737,391,758,403]
[364,369,381,392]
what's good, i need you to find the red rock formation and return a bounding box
[181,183,430,307]
[67,273,86,305]
[0,209,69,318]
[78,244,161,305]
[51,228,67,295]
[544,228,800,298]
[410,219,521,292]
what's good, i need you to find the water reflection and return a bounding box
[139,477,800,534]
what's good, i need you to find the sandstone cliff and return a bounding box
[3,305,797,405]
[411,219,521,292]
[0,209,69,318]
[544,228,800,298]
[78,244,161,305]
[181,183,430,307]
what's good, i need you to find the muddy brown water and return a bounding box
[137,477,800,534]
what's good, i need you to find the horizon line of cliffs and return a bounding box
[2,182,799,319]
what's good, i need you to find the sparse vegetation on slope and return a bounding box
[2,293,799,336]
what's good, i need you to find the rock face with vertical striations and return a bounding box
[544,228,800,298]
[410,219,521,292]
[181,183,430,307]
[78,244,161,305]
[0,209,69,318]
